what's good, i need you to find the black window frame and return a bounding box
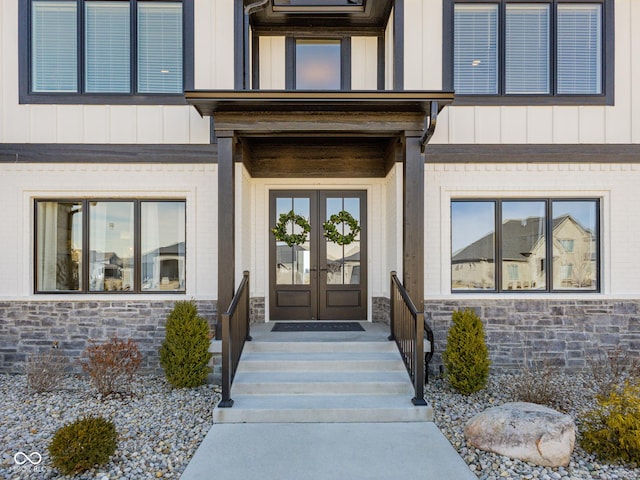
[19,0,195,105]
[34,198,187,294]
[250,30,386,91]
[451,198,601,293]
[443,0,614,106]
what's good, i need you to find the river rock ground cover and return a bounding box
[1,373,639,479]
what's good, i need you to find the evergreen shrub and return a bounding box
[48,416,117,475]
[581,382,640,464]
[159,300,212,388]
[442,308,491,395]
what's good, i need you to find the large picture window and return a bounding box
[36,199,186,293]
[27,0,186,100]
[449,1,611,104]
[451,199,599,292]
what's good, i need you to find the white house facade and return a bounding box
[0,0,638,374]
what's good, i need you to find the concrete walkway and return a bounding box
[187,322,478,479]
[181,422,478,480]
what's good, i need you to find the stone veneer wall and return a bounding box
[0,300,217,374]
[425,299,640,374]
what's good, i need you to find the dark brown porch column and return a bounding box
[217,133,235,339]
[402,135,424,310]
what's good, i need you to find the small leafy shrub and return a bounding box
[159,300,212,388]
[48,415,117,475]
[581,381,640,464]
[80,336,142,396]
[442,308,491,395]
[513,354,568,411]
[25,345,70,393]
[590,346,640,398]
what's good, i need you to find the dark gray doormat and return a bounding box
[271,322,365,332]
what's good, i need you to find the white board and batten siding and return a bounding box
[405,0,640,145]
[0,0,241,144]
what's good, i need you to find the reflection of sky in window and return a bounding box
[451,202,494,253]
[502,201,545,222]
[90,202,134,258]
[296,40,341,90]
[453,200,598,253]
[141,202,185,254]
[552,201,596,231]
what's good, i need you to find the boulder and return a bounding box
[464,402,575,467]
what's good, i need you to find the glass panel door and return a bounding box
[269,190,367,321]
[319,191,367,320]
[269,191,318,320]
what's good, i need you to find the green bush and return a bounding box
[159,300,212,388]
[48,416,117,475]
[442,308,491,395]
[581,382,640,464]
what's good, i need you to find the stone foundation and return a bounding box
[4,298,637,375]
[372,296,390,324]
[425,299,640,373]
[0,299,217,374]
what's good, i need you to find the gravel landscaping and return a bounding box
[427,373,640,480]
[0,374,219,479]
[1,372,639,479]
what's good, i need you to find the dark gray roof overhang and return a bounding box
[184,90,454,176]
[185,90,454,118]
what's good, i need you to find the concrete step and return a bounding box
[231,370,415,395]
[214,340,430,424]
[237,351,406,372]
[242,341,398,354]
[213,394,433,423]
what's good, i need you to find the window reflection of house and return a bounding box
[452,214,596,291]
[89,251,132,291]
[276,244,310,285]
[141,241,185,291]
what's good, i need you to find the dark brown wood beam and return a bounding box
[217,135,236,339]
[403,135,424,311]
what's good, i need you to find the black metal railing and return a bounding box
[219,271,251,408]
[389,271,427,406]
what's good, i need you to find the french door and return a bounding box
[269,190,367,320]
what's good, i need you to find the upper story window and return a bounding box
[295,39,342,90]
[446,1,613,105]
[22,0,192,104]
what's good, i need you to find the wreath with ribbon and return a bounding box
[323,210,361,246]
[272,210,311,247]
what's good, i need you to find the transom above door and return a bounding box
[269,190,367,321]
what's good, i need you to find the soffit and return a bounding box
[248,0,393,29]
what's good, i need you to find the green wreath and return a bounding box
[323,210,361,246]
[272,210,311,247]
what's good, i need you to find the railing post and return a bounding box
[388,271,396,341]
[412,311,427,406]
[219,311,234,408]
[244,271,252,341]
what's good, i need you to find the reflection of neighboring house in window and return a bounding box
[141,241,185,290]
[90,251,129,291]
[452,214,595,290]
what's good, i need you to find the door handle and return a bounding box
[319,267,328,272]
